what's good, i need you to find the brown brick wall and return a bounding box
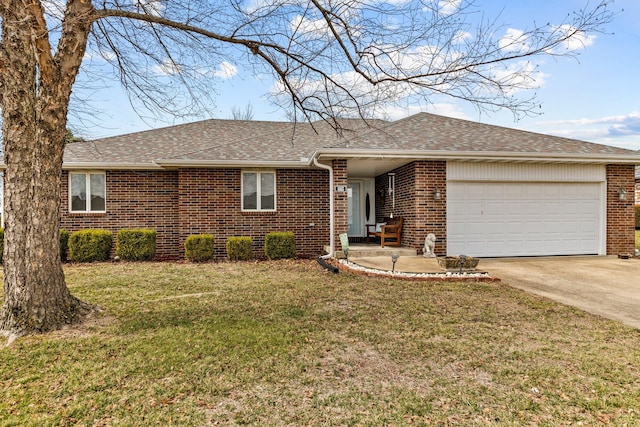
[61,168,330,260]
[374,161,447,255]
[333,159,349,250]
[177,168,330,259]
[606,164,636,255]
[59,162,635,261]
[413,161,447,255]
[60,170,180,259]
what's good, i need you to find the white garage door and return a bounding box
[447,181,604,257]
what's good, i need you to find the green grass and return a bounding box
[2,260,640,425]
[636,230,640,250]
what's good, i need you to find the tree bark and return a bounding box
[0,0,96,336]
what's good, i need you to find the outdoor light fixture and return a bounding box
[459,254,467,274]
[618,188,628,201]
[433,186,441,200]
[391,253,400,272]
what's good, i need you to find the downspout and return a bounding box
[313,156,335,259]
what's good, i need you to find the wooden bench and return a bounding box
[366,216,404,248]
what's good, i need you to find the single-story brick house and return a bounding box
[55,112,639,260]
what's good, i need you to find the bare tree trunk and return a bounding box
[0,1,95,336]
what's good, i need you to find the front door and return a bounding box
[347,182,362,236]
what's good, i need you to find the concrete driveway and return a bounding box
[483,256,640,329]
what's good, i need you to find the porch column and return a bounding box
[414,160,447,256]
[606,164,635,255]
[333,159,349,250]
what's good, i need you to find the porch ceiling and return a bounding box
[348,158,411,178]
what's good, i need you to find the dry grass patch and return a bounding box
[2,260,640,425]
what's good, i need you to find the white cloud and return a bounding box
[378,102,469,121]
[438,0,461,16]
[491,61,548,93]
[499,28,530,53]
[381,0,412,5]
[136,0,166,17]
[84,49,118,62]
[290,15,333,38]
[531,112,640,150]
[242,0,297,14]
[552,25,597,52]
[42,0,65,19]
[543,112,640,130]
[424,102,470,119]
[213,61,238,79]
[452,30,472,44]
[152,59,182,76]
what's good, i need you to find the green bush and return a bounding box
[116,229,157,261]
[185,234,215,262]
[226,236,253,261]
[68,229,113,262]
[264,232,296,260]
[60,229,70,262]
[636,205,640,229]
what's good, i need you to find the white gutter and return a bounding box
[61,162,165,170]
[153,159,309,169]
[312,157,335,258]
[313,149,640,164]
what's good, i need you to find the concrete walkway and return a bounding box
[350,255,640,329]
[482,256,640,329]
[349,255,441,273]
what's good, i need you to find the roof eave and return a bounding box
[61,162,165,170]
[152,159,312,169]
[314,149,640,164]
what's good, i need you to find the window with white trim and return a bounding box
[69,172,106,212]
[242,171,275,211]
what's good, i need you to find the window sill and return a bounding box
[241,210,277,216]
[68,212,107,217]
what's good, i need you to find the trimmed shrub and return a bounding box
[185,234,215,262]
[264,232,296,260]
[226,236,253,261]
[69,229,113,262]
[60,229,70,262]
[116,229,157,261]
[636,205,640,230]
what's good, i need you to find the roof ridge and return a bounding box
[87,117,301,143]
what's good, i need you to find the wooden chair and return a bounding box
[366,216,404,247]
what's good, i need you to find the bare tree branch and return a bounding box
[74,0,612,127]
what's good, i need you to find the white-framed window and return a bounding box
[69,172,106,213]
[242,170,276,211]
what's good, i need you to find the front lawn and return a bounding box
[2,260,640,425]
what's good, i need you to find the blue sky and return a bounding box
[77,0,640,151]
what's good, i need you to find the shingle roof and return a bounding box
[63,112,640,168]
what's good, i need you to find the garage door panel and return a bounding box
[447,182,602,257]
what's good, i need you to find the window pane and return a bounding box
[90,174,106,211]
[260,173,275,210]
[70,174,87,211]
[243,173,257,210]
